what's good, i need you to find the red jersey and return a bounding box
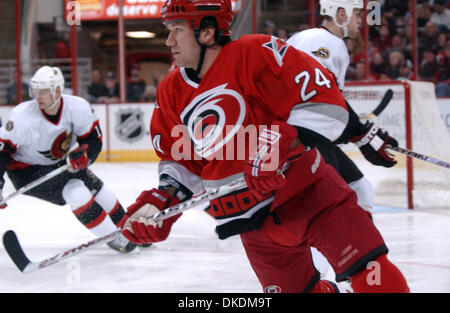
[151,34,347,238]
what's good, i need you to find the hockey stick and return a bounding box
[359,89,394,120]
[387,145,450,169]
[0,164,70,206]
[2,177,247,273]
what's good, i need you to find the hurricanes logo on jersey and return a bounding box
[180,84,246,159]
[312,47,330,59]
[39,130,72,160]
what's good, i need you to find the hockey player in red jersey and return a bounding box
[120,0,409,293]
[287,0,400,281]
[0,66,136,253]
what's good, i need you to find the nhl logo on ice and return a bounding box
[115,108,145,143]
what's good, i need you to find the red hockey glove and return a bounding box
[350,122,398,168]
[67,144,89,172]
[244,121,304,201]
[121,188,181,244]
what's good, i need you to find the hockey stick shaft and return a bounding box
[387,146,450,169]
[0,164,70,206]
[3,177,247,273]
[359,88,394,120]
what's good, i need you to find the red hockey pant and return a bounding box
[240,166,388,293]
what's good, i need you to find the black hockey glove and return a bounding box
[349,122,398,168]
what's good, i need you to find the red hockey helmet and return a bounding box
[160,0,233,36]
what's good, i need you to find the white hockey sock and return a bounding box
[62,179,118,236]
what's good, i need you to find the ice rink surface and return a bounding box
[0,161,449,293]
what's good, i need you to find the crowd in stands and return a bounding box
[58,0,450,103]
[264,0,450,97]
[87,63,164,104]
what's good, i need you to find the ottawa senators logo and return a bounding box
[39,130,72,160]
[180,84,246,159]
[312,47,330,59]
[5,121,14,131]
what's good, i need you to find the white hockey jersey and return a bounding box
[287,28,349,90]
[0,94,99,167]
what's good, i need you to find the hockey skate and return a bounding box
[107,234,137,253]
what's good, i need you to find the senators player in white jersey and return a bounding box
[0,66,136,253]
[120,0,409,293]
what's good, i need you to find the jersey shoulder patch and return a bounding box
[312,47,330,60]
[5,121,14,131]
[262,36,289,67]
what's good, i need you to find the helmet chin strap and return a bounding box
[193,29,222,77]
[195,45,207,77]
[47,96,61,111]
[343,24,349,38]
[46,90,62,112]
[333,15,351,38]
[327,6,354,38]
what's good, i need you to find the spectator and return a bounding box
[126,63,146,102]
[435,42,450,97]
[87,69,108,103]
[346,38,365,69]
[142,70,165,102]
[419,48,439,81]
[55,32,71,59]
[430,0,450,31]
[391,35,405,50]
[98,71,119,103]
[263,19,276,36]
[419,21,439,55]
[394,16,407,37]
[383,0,410,18]
[345,66,356,81]
[417,2,433,28]
[354,61,366,81]
[151,69,164,87]
[404,24,414,52]
[386,51,406,79]
[370,52,388,80]
[437,31,449,52]
[399,64,414,80]
[276,29,289,41]
[6,70,30,105]
[387,35,412,61]
[142,85,157,102]
[372,25,393,52]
